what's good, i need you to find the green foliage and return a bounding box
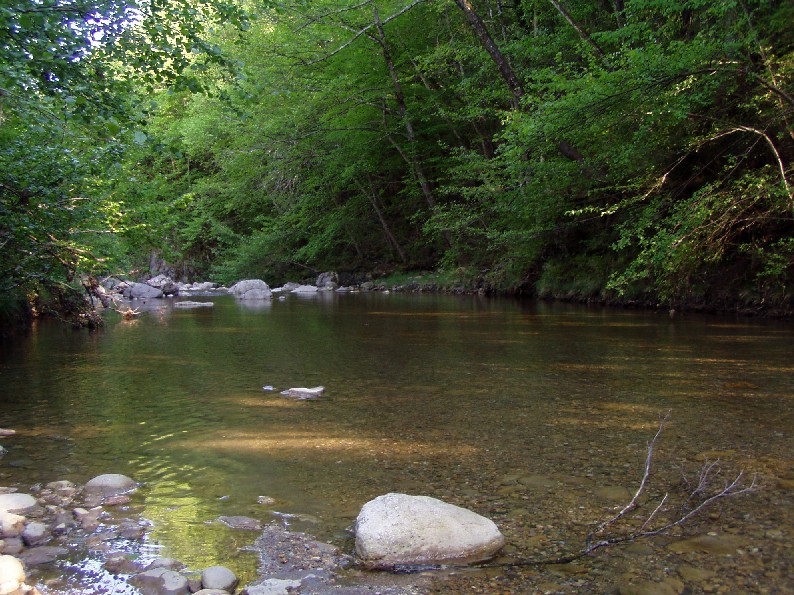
[3,0,792,327]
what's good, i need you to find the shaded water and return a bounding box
[1,293,793,592]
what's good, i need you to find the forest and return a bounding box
[1,0,792,328]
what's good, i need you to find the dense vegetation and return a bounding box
[2,0,792,328]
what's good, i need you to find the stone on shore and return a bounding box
[355,493,505,568]
[21,522,49,546]
[0,555,26,593]
[201,565,238,592]
[84,474,137,496]
[230,280,272,300]
[0,494,37,515]
[0,512,26,538]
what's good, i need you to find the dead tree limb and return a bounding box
[480,414,757,569]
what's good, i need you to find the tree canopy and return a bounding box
[2,0,792,326]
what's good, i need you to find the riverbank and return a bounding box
[1,265,790,339]
[371,269,794,318]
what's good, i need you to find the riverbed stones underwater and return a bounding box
[0,470,448,594]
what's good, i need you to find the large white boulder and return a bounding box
[354,493,505,568]
[230,279,272,300]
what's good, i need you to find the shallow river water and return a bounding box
[1,293,793,593]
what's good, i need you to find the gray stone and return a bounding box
[291,285,318,293]
[243,579,302,595]
[201,565,238,592]
[131,568,190,595]
[18,545,68,565]
[316,272,339,289]
[230,280,272,300]
[0,494,37,515]
[146,558,185,571]
[0,555,25,593]
[21,522,49,546]
[0,537,23,555]
[279,386,325,399]
[0,513,25,538]
[173,301,214,308]
[217,516,262,531]
[126,282,164,299]
[194,590,230,595]
[45,480,76,495]
[355,493,505,568]
[84,474,137,496]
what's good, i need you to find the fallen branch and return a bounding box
[482,413,757,568]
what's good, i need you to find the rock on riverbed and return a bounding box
[355,493,505,568]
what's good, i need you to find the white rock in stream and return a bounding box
[355,493,505,568]
[84,474,137,496]
[230,279,272,300]
[280,386,325,399]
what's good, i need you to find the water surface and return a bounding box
[1,294,792,592]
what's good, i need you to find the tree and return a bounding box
[0,0,250,327]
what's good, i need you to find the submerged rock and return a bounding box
[354,493,505,568]
[173,301,214,308]
[217,516,262,531]
[280,386,325,399]
[131,567,189,595]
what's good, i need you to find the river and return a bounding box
[1,293,792,593]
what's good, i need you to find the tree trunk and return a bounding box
[547,0,606,58]
[373,5,437,209]
[452,0,524,106]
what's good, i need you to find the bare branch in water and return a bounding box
[481,413,756,568]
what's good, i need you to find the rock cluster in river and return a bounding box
[0,473,142,594]
[96,269,477,309]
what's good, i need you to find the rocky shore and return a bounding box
[90,270,482,311]
[0,471,419,595]
[1,430,506,595]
